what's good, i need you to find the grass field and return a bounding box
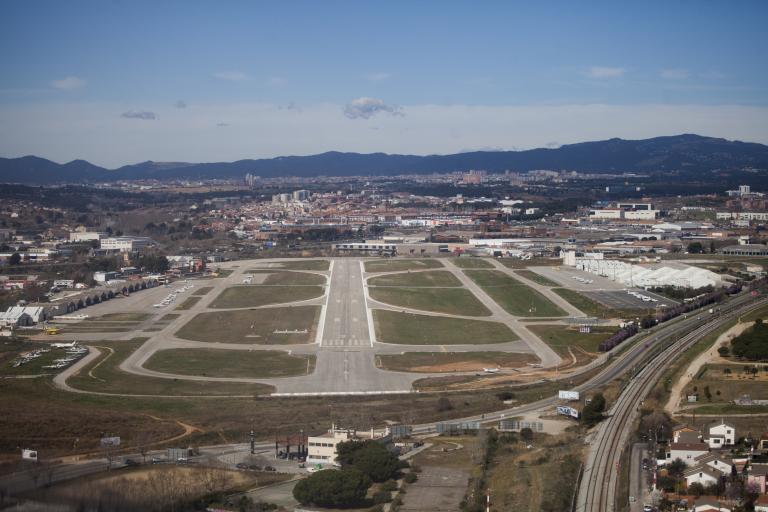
[67,340,274,396]
[0,344,79,376]
[451,258,493,269]
[260,259,330,271]
[191,286,214,296]
[373,310,518,345]
[515,270,559,287]
[465,270,566,317]
[527,324,616,358]
[86,312,151,322]
[175,296,202,310]
[176,306,320,344]
[144,348,316,378]
[209,285,323,308]
[368,270,461,287]
[369,287,491,316]
[682,363,768,404]
[259,271,326,286]
[376,351,538,372]
[159,313,180,322]
[364,258,443,273]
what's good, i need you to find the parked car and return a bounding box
[263,466,276,472]
[235,463,248,470]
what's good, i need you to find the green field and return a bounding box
[0,345,78,376]
[527,324,616,357]
[254,259,330,271]
[86,312,151,322]
[451,258,493,269]
[210,285,323,308]
[515,270,559,287]
[369,287,491,316]
[377,351,538,372]
[192,286,214,296]
[175,296,202,310]
[364,259,443,273]
[176,306,320,344]
[368,270,460,287]
[67,340,274,395]
[373,310,518,345]
[258,271,326,286]
[144,348,315,378]
[465,270,566,317]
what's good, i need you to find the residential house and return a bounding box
[706,421,736,448]
[668,442,709,463]
[755,495,768,512]
[693,453,734,477]
[684,465,720,488]
[673,424,698,443]
[693,497,731,512]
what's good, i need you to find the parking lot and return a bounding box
[528,266,627,291]
[583,290,676,310]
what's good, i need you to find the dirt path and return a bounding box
[665,321,753,414]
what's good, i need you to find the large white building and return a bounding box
[100,237,155,253]
[69,231,106,242]
[570,258,721,289]
[306,426,391,465]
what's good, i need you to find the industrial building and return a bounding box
[720,244,768,257]
[563,252,721,289]
[99,236,156,253]
[306,425,391,465]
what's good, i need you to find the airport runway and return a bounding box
[52,257,575,395]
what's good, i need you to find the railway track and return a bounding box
[575,296,768,512]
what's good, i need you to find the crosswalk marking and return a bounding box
[323,338,368,347]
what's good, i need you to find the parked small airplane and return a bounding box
[482,368,500,373]
[50,341,77,348]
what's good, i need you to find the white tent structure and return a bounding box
[574,259,721,289]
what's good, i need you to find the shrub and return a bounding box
[404,472,418,484]
[292,468,371,508]
[372,491,392,504]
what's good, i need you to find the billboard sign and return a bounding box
[558,390,580,401]
[22,449,38,461]
[100,437,121,447]
[556,406,580,419]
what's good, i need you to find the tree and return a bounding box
[582,393,606,425]
[292,468,371,508]
[688,482,704,496]
[9,252,21,265]
[667,458,687,479]
[436,396,453,412]
[336,441,401,482]
[687,242,704,254]
[520,427,534,443]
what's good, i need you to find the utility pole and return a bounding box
[250,425,255,455]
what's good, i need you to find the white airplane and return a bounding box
[51,341,77,348]
[483,368,500,374]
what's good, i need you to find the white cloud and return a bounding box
[121,110,157,120]
[51,76,86,90]
[366,72,391,82]
[1,102,767,167]
[584,66,626,78]
[660,68,690,80]
[213,71,248,81]
[267,76,286,86]
[344,97,404,119]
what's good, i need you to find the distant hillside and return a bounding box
[2,134,768,184]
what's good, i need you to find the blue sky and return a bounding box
[1,1,767,167]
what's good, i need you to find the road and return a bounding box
[575,293,767,512]
[628,443,649,512]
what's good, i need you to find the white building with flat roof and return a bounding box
[306,425,391,465]
[100,237,155,253]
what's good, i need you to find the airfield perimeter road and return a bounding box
[575,293,768,512]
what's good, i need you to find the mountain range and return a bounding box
[1,134,767,184]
